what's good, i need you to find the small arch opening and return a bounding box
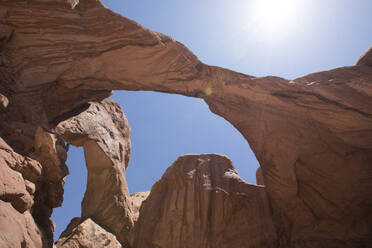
[51,146,87,241]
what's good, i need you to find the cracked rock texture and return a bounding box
[130,154,277,248]
[0,0,371,247]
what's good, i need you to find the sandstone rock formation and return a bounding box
[130,191,150,223]
[0,0,371,247]
[55,218,122,248]
[256,167,264,186]
[130,154,277,248]
[55,98,133,247]
[0,137,48,247]
[0,200,45,248]
[357,46,372,67]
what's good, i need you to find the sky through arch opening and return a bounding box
[112,90,260,194]
[51,146,87,241]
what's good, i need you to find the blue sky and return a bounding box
[52,0,372,241]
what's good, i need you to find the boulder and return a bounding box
[55,218,122,248]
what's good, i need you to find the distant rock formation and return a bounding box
[130,154,277,248]
[0,0,371,247]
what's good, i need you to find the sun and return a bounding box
[250,0,299,34]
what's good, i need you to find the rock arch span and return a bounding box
[0,0,371,247]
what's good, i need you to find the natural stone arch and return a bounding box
[0,0,371,247]
[55,98,133,247]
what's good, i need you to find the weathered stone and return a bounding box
[59,217,81,239]
[55,218,122,248]
[0,137,42,184]
[356,46,372,67]
[256,167,264,186]
[0,200,46,248]
[0,0,370,247]
[0,159,33,213]
[26,127,69,245]
[0,137,44,214]
[55,99,131,168]
[0,93,8,112]
[32,127,68,187]
[130,191,150,223]
[55,98,133,247]
[0,133,61,246]
[0,24,13,44]
[130,154,277,248]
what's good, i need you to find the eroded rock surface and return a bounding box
[130,154,277,248]
[55,218,122,248]
[0,137,48,247]
[0,0,371,247]
[356,46,372,67]
[55,98,133,247]
[0,200,46,248]
[130,191,150,223]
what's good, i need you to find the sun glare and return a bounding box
[250,0,299,34]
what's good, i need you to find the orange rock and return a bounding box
[356,46,372,67]
[55,218,122,248]
[130,154,277,248]
[130,191,150,223]
[0,200,46,247]
[0,0,371,247]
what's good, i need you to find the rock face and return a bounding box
[357,46,372,67]
[0,0,371,247]
[55,98,133,247]
[0,200,45,248]
[130,191,150,223]
[130,154,277,248]
[55,218,122,248]
[0,139,33,213]
[0,138,48,247]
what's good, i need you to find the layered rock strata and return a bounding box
[0,0,371,247]
[130,154,277,248]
